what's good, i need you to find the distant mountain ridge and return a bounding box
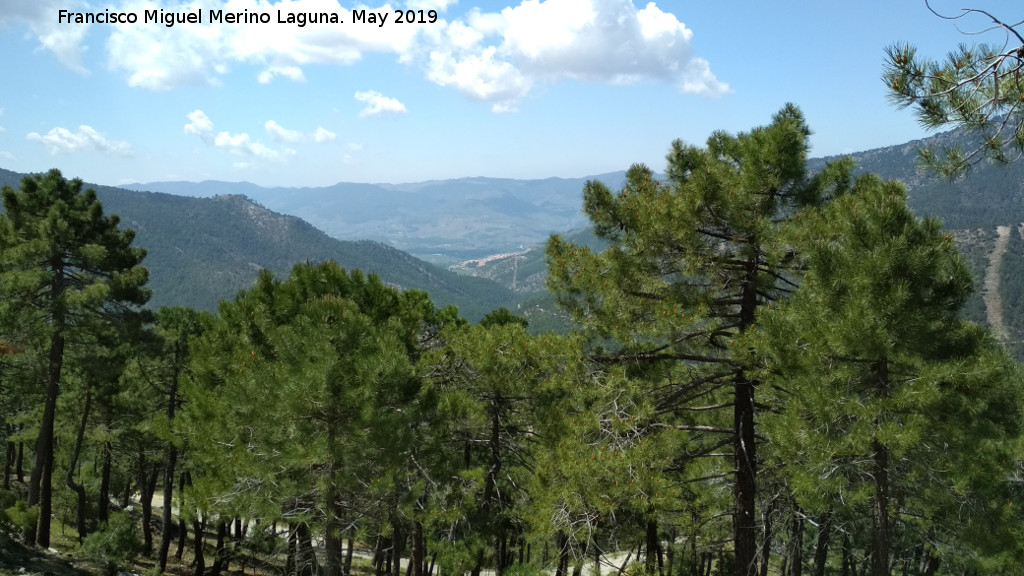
[0,168,518,322]
[8,122,1024,335]
[128,128,1024,264]
[130,173,632,261]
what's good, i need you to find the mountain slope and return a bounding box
[0,169,517,321]
[132,173,630,259]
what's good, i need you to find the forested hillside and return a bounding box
[5,109,1024,576]
[0,169,518,322]
[4,107,1022,576]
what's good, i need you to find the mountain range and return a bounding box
[4,125,1024,343]
[128,174,629,263]
[0,168,517,322]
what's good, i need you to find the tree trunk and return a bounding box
[791,505,804,576]
[99,441,112,523]
[121,475,132,509]
[758,499,775,576]
[345,534,356,576]
[555,533,567,576]
[483,408,502,507]
[733,370,757,576]
[646,518,659,574]
[922,553,940,576]
[411,521,424,576]
[732,252,761,576]
[325,516,344,576]
[811,514,831,576]
[297,522,318,576]
[373,532,384,575]
[29,324,66,548]
[176,517,188,561]
[385,539,393,576]
[16,438,25,483]
[559,534,570,576]
[159,348,183,571]
[287,524,298,576]
[211,521,228,576]
[840,533,850,576]
[193,518,206,576]
[4,428,12,490]
[139,452,159,555]
[872,439,889,576]
[176,472,189,560]
[64,390,92,542]
[393,526,404,576]
[689,532,698,576]
[158,449,179,569]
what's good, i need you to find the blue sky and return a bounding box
[0,0,1017,187]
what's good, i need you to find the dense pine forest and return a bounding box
[2,105,1023,576]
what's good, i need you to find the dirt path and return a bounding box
[984,225,1011,340]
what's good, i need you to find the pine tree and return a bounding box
[0,169,149,547]
[182,262,445,576]
[419,321,582,576]
[144,307,207,571]
[546,105,852,575]
[748,174,1024,574]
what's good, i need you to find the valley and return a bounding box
[6,124,1024,343]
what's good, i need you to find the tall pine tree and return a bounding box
[546,105,852,575]
[748,174,1023,575]
[0,169,149,547]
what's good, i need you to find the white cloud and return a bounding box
[265,120,336,143]
[0,151,14,161]
[426,46,530,112]
[185,110,290,160]
[27,125,134,156]
[184,109,215,142]
[265,120,303,143]
[24,0,726,111]
[104,0,422,91]
[214,131,280,159]
[312,127,336,142]
[257,65,306,84]
[354,90,408,117]
[405,0,457,10]
[0,0,90,72]
[421,0,730,109]
[106,2,229,91]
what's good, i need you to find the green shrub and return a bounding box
[81,512,140,567]
[4,500,38,542]
[0,489,17,510]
